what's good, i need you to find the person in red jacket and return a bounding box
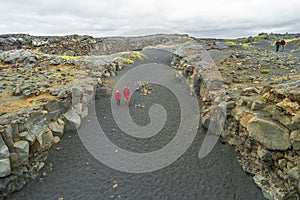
[280,38,286,51]
[123,87,130,106]
[115,90,121,106]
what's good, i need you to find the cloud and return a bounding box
[0,0,299,38]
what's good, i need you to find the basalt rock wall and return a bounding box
[170,42,300,200]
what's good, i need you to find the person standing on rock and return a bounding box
[275,40,281,52]
[115,90,121,106]
[280,38,286,51]
[123,87,130,106]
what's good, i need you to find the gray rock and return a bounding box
[58,89,69,99]
[22,88,35,98]
[0,158,11,178]
[49,57,63,65]
[37,131,53,148]
[83,84,94,95]
[3,50,22,63]
[71,86,83,105]
[214,41,228,49]
[251,100,264,110]
[247,36,254,43]
[10,141,29,168]
[2,125,14,148]
[63,108,81,128]
[247,116,291,150]
[278,159,287,170]
[287,167,300,181]
[49,88,60,96]
[12,87,24,96]
[0,144,9,159]
[29,122,49,139]
[48,120,64,136]
[292,141,300,150]
[19,131,35,143]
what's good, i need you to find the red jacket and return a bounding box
[115,92,121,100]
[281,40,286,45]
[123,88,130,97]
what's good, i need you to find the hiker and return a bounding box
[115,90,121,106]
[280,38,286,51]
[123,87,130,106]
[275,40,280,52]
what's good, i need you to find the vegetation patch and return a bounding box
[242,43,250,49]
[261,69,270,74]
[285,38,300,43]
[59,55,81,60]
[114,57,134,64]
[224,40,237,47]
[253,34,268,42]
[127,52,147,60]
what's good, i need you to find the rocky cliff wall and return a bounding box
[0,47,133,198]
[170,42,300,200]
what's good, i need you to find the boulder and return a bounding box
[48,120,65,136]
[0,158,11,177]
[63,108,81,128]
[247,117,291,150]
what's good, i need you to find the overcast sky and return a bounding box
[0,0,299,38]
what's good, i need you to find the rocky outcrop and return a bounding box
[169,40,300,200]
[0,34,191,56]
[0,33,299,199]
[0,47,147,197]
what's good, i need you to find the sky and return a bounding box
[0,0,299,38]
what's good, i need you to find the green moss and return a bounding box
[225,41,237,47]
[285,38,300,43]
[271,41,276,46]
[271,38,300,46]
[114,57,134,64]
[242,43,250,49]
[261,69,270,74]
[59,55,81,60]
[253,34,268,42]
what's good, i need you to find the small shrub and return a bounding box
[128,52,147,60]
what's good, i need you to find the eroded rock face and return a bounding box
[247,117,291,150]
[170,38,300,200]
[10,140,29,168]
[0,158,11,178]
